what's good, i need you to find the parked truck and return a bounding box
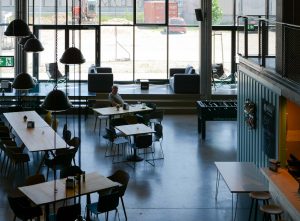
[144,1,178,23]
[72,0,97,22]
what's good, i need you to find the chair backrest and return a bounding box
[95,67,112,73]
[45,63,63,79]
[46,151,74,169]
[149,109,164,122]
[154,123,163,139]
[135,134,153,149]
[67,137,81,154]
[105,128,117,142]
[110,118,128,128]
[60,166,84,178]
[7,196,42,219]
[25,174,45,186]
[56,203,81,221]
[107,170,130,197]
[97,190,120,213]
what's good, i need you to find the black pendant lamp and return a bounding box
[12,72,36,90]
[41,0,72,112]
[41,89,72,112]
[60,47,85,64]
[4,19,31,37]
[19,34,34,46]
[23,36,44,52]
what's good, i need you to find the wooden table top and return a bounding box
[93,104,152,116]
[18,172,119,205]
[261,168,300,218]
[215,162,268,193]
[4,111,49,129]
[115,123,155,136]
[4,111,67,152]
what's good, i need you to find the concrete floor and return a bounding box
[0,114,254,221]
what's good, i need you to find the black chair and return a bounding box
[105,128,128,163]
[45,151,74,180]
[49,203,81,221]
[62,124,72,143]
[7,196,43,221]
[25,174,46,186]
[149,109,164,126]
[107,170,130,221]
[153,123,164,160]
[60,165,84,179]
[86,189,120,221]
[133,134,155,167]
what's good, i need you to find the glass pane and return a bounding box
[0,1,15,77]
[69,30,95,80]
[32,0,67,25]
[101,26,133,81]
[217,0,234,25]
[212,31,232,75]
[135,26,167,80]
[39,30,65,80]
[101,0,133,25]
[175,0,200,26]
[169,27,199,72]
[236,0,265,16]
[136,0,166,24]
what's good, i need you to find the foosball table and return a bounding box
[196,100,237,139]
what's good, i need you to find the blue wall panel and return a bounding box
[238,68,280,167]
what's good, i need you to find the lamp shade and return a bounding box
[19,34,34,46]
[195,8,203,21]
[12,72,36,89]
[41,89,72,112]
[4,19,31,37]
[60,47,86,64]
[23,37,44,52]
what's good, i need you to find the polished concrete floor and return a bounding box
[0,114,254,221]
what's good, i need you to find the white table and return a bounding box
[93,104,152,117]
[215,162,268,221]
[19,172,119,221]
[4,111,67,172]
[115,123,155,161]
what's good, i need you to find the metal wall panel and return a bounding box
[238,67,280,167]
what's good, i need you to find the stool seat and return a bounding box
[249,191,271,200]
[260,204,283,214]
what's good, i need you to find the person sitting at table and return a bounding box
[108,85,124,107]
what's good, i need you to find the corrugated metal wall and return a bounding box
[238,66,280,167]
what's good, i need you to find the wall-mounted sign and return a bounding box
[0,56,14,67]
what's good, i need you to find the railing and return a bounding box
[237,15,276,68]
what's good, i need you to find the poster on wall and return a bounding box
[262,99,276,159]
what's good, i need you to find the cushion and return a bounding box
[184,65,193,74]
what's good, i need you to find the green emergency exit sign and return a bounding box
[0,56,14,67]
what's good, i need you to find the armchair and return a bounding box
[169,68,200,93]
[88,67,113,93]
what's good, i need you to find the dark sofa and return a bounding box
[88,67,113,93]
[169,68,200,93]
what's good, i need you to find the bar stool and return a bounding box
[248,191,271,221]
[260,204,283,221]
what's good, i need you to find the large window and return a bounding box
[3,0,275,96]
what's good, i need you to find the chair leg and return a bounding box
[94,116,98,132]
[121,197,127,221]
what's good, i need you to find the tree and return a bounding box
[212,0,223,25]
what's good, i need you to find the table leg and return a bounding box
[198,117,202,133]
[232,193,238,221]
[201,120,206,139]
[36,151,47,174]
[127,149,143,162]
[85,193,91,221]
[215,169,220,199]
[45,204,50,221]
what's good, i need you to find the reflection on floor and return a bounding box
[0,114,253,221]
